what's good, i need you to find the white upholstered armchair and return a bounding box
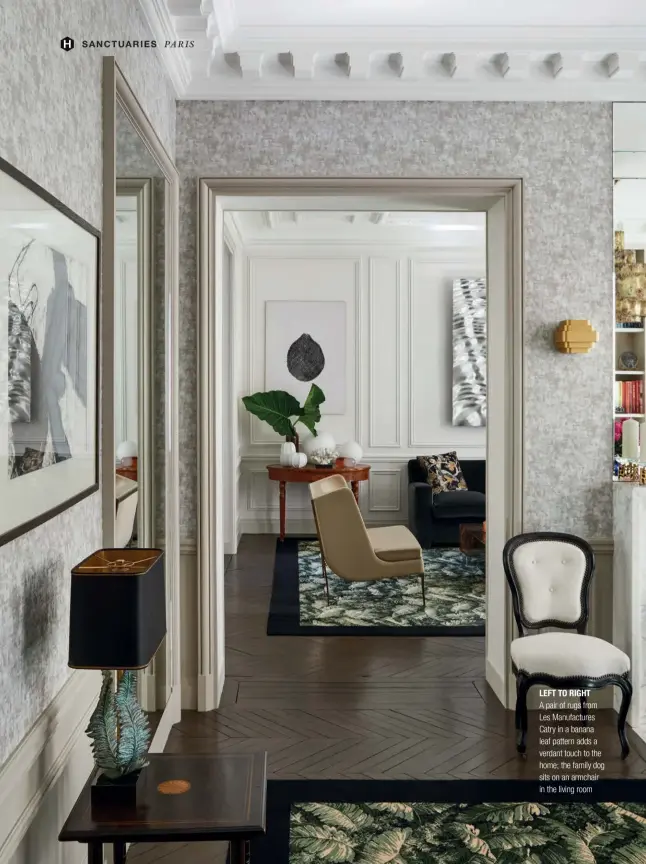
[503,532,632,758]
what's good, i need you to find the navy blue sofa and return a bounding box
[407,458,486,548]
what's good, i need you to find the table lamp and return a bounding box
[68,548,166,809]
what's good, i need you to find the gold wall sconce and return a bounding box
[554,320,599,354]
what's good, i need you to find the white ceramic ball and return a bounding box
[302,432,335,456]
[116,440,138,460]
[339,441,362,463]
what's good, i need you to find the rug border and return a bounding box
[252,777,646,862]
[267,536,485,637]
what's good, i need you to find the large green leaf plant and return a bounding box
[242,384,325,438]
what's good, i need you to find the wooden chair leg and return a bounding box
[322,555,330,605]
[516,674,530,756]
[420,572,426,608]
[616,676,633,759]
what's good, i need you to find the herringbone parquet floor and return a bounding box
[129,533,646,862]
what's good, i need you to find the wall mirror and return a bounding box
[102,58,181,745]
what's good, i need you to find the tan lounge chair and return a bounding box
[309,474,425,605]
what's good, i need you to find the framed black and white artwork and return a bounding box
[452,277,487,427]
[0,155,100,546]
[265,300,347,414]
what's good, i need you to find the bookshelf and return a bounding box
[614,322,646,420]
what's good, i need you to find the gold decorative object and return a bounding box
[615,230,646,323]
[617,460,645,483]
[157,779,191,795]
[553,320,599,354]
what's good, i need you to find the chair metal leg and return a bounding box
[420,572,426,608]
[322,555,330,605]
[516,674,530,756]
[616,676,633,759]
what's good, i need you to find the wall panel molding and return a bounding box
[0,671,98,861]
[368,257,402,448]
[368,468,402,512]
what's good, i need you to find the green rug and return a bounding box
[252,779,646,863]
[268,538,485,636]
[299,540,485,632]
[290,798,646,863]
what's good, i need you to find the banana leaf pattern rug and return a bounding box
[251,779,646,864]
[289,799,646,864]
[267,537,485,636]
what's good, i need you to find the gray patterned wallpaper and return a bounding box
[176,100,613,543]
[0,0,175,765]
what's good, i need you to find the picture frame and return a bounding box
[264,300,347,414]
[0,155,100,547]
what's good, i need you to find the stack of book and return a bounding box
[615,379,645,414]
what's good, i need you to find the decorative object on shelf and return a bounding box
[619,351,639,370]
[339,440,363,463]
[622,417,640,460]
[242,383,325,443]
[265,300,347,414]
[553,319,599,354]
[618,460,641,482]
[615,230,646,323]
[290,452,307,468]
[68,548,166,810]
[280,441,296,466]
[310,447,339,468]
[0,155,100,548]
[452,278,487,427]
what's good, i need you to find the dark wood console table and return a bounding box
[267,463,371,541]
[59,753,267,864]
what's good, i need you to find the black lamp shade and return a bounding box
[69,549,166,669]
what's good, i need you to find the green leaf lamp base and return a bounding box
[91,768,142,812]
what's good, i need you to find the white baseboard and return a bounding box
[0,669,99,863]
[182,676,198,711]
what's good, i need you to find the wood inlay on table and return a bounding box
[266,463,370,541]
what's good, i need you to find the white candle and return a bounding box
[641,422,646,461]
[623,418,640,460]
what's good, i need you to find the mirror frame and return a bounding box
[102,57,181,745]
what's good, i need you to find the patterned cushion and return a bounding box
[418,452,468,494]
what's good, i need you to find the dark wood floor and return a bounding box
[130,533,646,862]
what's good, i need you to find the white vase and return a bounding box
[280,441,296,466]
[116,439,138,460]
[291,452,307,468]
[339,441,362,463]
[304,432,335,456]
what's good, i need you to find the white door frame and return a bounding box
[197,179,524,712]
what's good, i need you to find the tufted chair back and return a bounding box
[502,533,594,636]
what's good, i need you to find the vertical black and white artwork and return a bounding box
[265,301,346,413]
[0,157,98,545]
[452,278,487,427]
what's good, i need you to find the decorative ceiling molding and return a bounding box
[139,1,646,99]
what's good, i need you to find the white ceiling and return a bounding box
[140,0,646,100]
[228,210,486,247]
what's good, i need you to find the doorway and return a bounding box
[196,180,524,712]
